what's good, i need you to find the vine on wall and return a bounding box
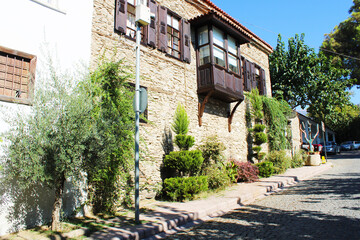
[246,89,292,154]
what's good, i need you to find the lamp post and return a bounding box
[134,1,150,224]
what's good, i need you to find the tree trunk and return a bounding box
[51,173,66,231]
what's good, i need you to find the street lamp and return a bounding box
[134,0,150,224]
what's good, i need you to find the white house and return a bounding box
[0,0,93,235]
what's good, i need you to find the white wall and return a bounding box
[0,0,93,235]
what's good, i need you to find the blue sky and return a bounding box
[211,0,359,105]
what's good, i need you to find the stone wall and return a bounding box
[289,113,302,155]
[91,0,272,198]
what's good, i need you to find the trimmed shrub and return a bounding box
[252,146,262,153]
[253,124,266,132]
[254,132,268,145]
[163,176,208,201]
[258,152,266,161]
[172,104,190,135]
[175,134,195,150]
[163,150,204,177]
[202,165,231,191]
[266,150,291,174]
[198,135,226,167]
[291,150,306,168]
[228,159,259,183]
[256,161,274,178]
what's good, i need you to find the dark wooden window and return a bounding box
[126,0,147,41]
[198,25,210,65]
[115,0,191,63]
[167,12,181,58]
[0,46,36,105]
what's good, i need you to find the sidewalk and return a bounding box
[87,163,333,240]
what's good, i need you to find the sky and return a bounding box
[211,0,360,105]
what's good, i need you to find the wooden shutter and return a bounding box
[245,60,251,91]
[158,6,167,52]
[260,68,267,96]
[251,63,257,90]
[115,0,127,34]
[181,19,191,63]
[147,0,157,48]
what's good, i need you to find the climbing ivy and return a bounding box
[247,90,292,152]
[262,97,292,151]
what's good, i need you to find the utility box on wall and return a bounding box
[136,4,150,26]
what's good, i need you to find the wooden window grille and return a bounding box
[0,46,36,105]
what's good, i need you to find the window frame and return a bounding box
[0,46,36,105]
[197,25,241,75]
[125,0,148,42]
[166,11,182,59]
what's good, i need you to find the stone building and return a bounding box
[91,0,273,198]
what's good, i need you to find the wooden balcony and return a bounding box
[197,64,244,103]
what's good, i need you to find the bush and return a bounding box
[163,176,208,201]
[252,146,262,153]
[172,104,190,135]
[256,161,274,178]
[257,152,266,161]
[228,159,259,183]
[291,150,306,168]
[175,134,195,150]
[266,150,291,174]
[202,165,231,191]
[254,132,268,145]
[198,136,226,167]
[225,161,238,183]
[253,124,266,132]
[163,150,204,177]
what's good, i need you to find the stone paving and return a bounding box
[160,152,360,240]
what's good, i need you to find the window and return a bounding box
[213,27,225,48]
[126,0,146,41]
[254,66,261,91]
[227,36,239,73]
[198,26,210,66]
[167,13,181,58]
[213,46,225,67]
[197,26,240,74]
[0,46,36,105]
[199,45,210,65]
[115,1,191,63]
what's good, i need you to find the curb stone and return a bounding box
[80,163,332,240]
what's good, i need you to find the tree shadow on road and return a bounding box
[279,173,360,201]
[164,204,360,240]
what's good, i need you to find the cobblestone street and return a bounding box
[162,152,360,239]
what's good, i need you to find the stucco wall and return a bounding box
[0,0,93,235]
[91,0,272,198]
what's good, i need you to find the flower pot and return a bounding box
[305,153,321,166]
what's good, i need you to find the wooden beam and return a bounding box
[228,100,242,132]
[198,90,214,126]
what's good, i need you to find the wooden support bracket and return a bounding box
[198,90,214,126]
[228,100,243,132]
